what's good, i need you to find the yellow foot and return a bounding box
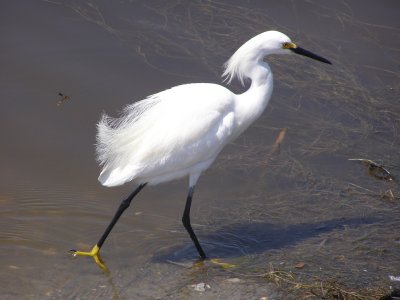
[210,258,236,269]
[70,245,107,270]
[191,258,236,269]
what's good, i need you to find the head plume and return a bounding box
[222,31,291,86]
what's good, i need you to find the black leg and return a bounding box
[182,186,207,259]
[97,183,147,248]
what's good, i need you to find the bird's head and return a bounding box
[248,30,332,64]
[223,30,331,85]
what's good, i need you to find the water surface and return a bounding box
[1,1,399,299]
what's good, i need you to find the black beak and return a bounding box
[290,47,332,64]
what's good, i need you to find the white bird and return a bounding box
[71,30,331,267]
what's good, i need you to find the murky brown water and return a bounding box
[1,1,399,299]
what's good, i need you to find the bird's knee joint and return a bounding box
[182,216,190,228]
[120,199,130,209]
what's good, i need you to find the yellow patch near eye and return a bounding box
[282,42,297,49]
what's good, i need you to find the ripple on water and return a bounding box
[0,181,114,253]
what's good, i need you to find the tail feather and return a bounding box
[95,95,162,185]
[98,164,139,187]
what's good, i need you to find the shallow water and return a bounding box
[1,0,399,299]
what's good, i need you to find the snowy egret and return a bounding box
[71,30,331,266]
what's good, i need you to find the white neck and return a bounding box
[233,61,273,134]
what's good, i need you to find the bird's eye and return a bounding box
[282,42,293,49]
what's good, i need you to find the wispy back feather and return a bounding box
[96,95,162,167]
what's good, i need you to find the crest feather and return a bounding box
[222,44,251,86]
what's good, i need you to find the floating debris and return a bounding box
[389,275,400,282]
[348,158,394,181]
[295,262,305,269]
[57,92,70,106]
[190,282,210,292]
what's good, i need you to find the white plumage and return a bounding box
[72,30,331,264]
[97,83,238,187]
[95,31,293,188]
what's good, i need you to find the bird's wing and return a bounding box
[97,83,236,186]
